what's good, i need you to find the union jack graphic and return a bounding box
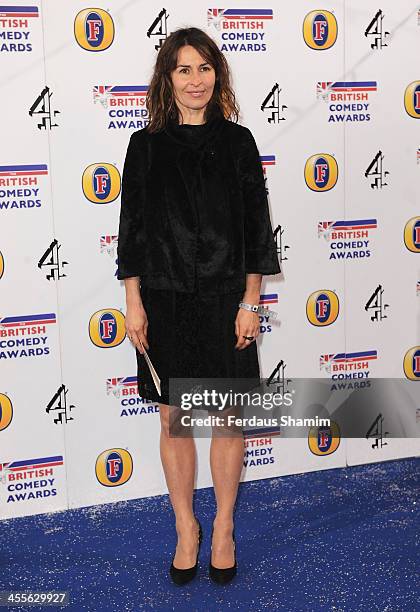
[316,82,333,101]
[320,353,335,371]
[106,376,137,398]
[207,8,225,28]
[318,221,334,237]
[100,235,118,256]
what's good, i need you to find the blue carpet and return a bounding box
[1,457,418,611]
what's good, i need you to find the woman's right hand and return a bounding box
[125,303,149,354]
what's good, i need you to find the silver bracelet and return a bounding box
[238,301,278,320]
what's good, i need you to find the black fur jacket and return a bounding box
[116,111,281,294]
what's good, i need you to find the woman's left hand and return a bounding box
[234,308,260,350]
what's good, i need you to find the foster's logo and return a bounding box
[308,422,341,455]
[95,448,133,486]
[306,290,339,326]
[305,154,338,191]
[303,10,338,50]
[74,8,114,51]
[89,309,126,348]
[82,163,120,204]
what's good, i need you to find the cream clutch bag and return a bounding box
[139,340,161,397]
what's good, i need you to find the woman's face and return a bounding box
[170,45,216,118]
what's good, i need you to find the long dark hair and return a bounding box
[146,27,239,132]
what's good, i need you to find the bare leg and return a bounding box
[159,403,200,569]
[209,406,244,568]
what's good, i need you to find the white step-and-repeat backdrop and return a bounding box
[1,2,419,520]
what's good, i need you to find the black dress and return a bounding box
[136,121,260,406]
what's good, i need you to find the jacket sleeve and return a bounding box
[116,131,146,280]
[238,127,281,276]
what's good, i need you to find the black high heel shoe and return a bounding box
[169,518,203,586]
[209,526,237,584]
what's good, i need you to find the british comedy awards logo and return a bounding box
[106,376,159,417]
[207,8,273,53]
[93,85,149,130]
[0,4,39,53]
[316,81,377,123]
[320,350,377,387]
[0,163,47,212]
[0,455,64,505]
[0,312,56,360]
[318,218,377,261]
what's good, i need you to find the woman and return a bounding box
[117,27,281,585]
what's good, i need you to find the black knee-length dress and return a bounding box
[135,122,260,406]
[136,282,260,406]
